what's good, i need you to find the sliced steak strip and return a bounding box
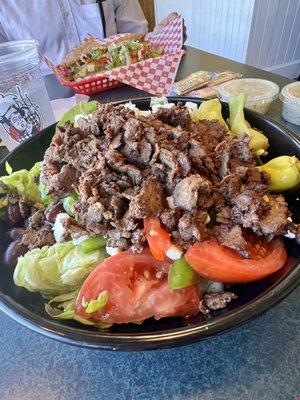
[218,224,248,256]
[21,210,55,250]
[259,195,290,238]
[128,180,165,219]
[172,174,211,212]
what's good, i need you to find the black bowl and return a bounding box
[0,97,299,350]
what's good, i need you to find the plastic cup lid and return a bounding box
[218,78,279,103]
[0,40,39,74]
[279,82,300,106]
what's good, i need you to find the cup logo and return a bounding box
[0,85,43,143]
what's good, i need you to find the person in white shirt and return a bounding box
[0,0,150,74]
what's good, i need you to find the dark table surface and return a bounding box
[0,46,299,400]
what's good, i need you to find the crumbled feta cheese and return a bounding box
[207,281,224,293]
[74,113,86,125]
[185,102,198,112]
[150,96,169,107]
[124,102,151,116]
[53,213,70,242]
[123,102,140,116]
[164,103,176,108]
[106,246,121,256]
[284,230,296,239]
[166,244,183,260]
[151,103,175,113]
[151,104,160,113]
[124,102,138,111]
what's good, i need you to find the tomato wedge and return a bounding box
[97,55,108,65]
[75,250,199,324]
[144,217,171,261]
[130,51,139,64]
[185,238,287,283]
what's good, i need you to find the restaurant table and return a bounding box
[0,46,299,400]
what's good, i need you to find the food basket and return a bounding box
[44,16,184,97]
[52,72,122,96]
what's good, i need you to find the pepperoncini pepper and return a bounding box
[257,155,300,191]
[228,93,269,157]
[168,257,200,290]
[79,236,107,253]
[193,98,228,128]
[62,191,78,217]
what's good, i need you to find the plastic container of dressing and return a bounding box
[218,78,279,114]
[279,82,300,126]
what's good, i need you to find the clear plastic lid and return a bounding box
[218,78,279,103]
[0,40,39,77]
[279,82,300,106]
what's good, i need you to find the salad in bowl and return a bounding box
[0,95,299,330]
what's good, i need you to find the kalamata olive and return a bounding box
[3,240,28,269]
[45,203,64,224]
[6,227,26,242]
[5,203,22,227]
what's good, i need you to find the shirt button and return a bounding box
[63,10,69,18]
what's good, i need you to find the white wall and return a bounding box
[155,0,255,63]
[246,0,300,77]
[155,0,300,78]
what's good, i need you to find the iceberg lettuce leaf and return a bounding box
[0,161,43,203]
[62,191,78,216]
[14,241,108,298]
[58,101,99,127]
[39,183,53,208]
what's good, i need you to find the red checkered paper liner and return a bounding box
[45,15,184,97]
[146,15,183,54]
[100,50,184,96]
